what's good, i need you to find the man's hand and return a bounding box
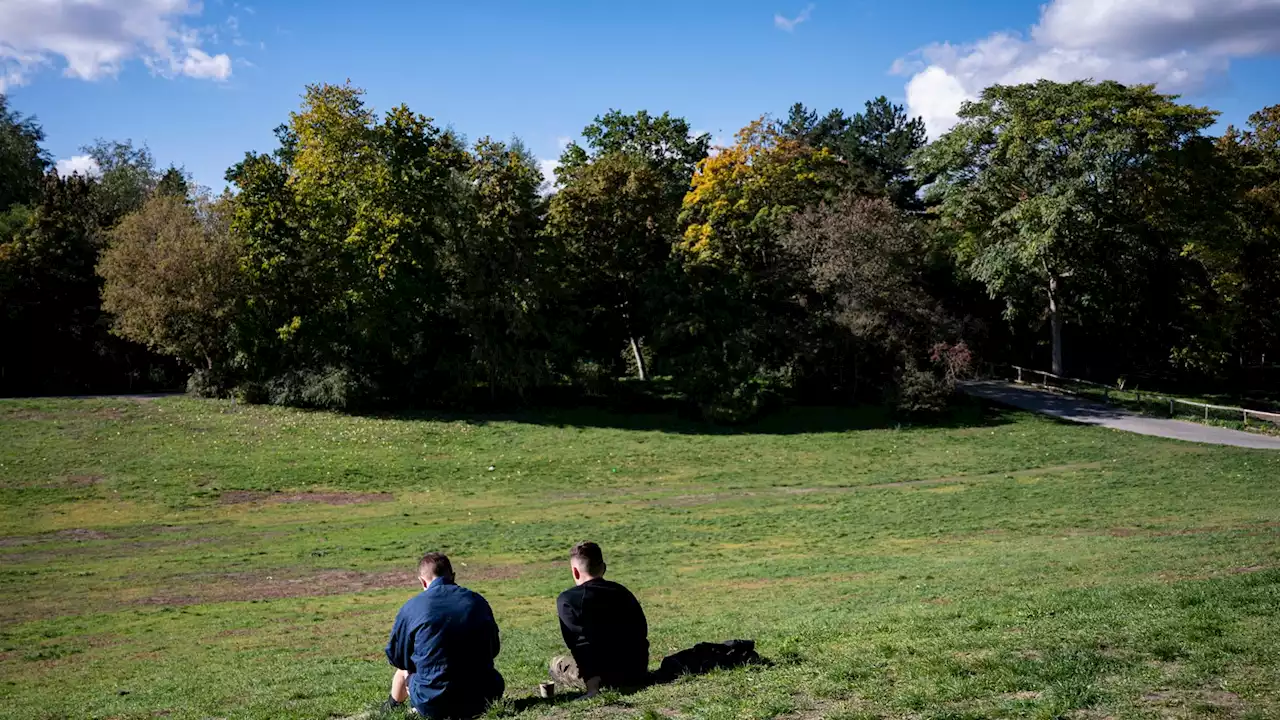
[583,676,602,699]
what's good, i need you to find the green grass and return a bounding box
[1,396,1279,720]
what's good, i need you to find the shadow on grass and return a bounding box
[349,392,1021,437]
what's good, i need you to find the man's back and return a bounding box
[557,578,649,686]
[386,579,503,717]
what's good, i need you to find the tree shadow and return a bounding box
[353,393,1021,437]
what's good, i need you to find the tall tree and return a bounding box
[546,153,670,380]
[0,95,48,211]
[155,165,191,200]
[82,139,159,226]
[449,137,553,395]
[914,80,1217,376]
[557,109,708,203]
[845,97,928,209]
[0,174,113,393]
[227,82,471,406]
[98,193,241,376]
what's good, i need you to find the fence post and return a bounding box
[1205,405,1209,421]
[1169,398,1174,417]
[1016,366,1022,383]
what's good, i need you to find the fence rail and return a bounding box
[1009,365,1280,427]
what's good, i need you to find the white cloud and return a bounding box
[181,48,231,79]
[55,155,102,178]
[556,136,572,149]
[896,0,1280,138]
[0,0,234,91]
[538,158,560,196]
[774,4,814,32]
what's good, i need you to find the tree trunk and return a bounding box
[1048,274,1064,376]
[629,336,648,381]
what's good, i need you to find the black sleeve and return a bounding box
[557,591,580,652]
[558,590,600,679]
[634,593,648,640]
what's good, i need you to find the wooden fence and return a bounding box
[1009,365,1280,427]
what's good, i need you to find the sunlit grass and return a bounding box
[2,396,1278,719]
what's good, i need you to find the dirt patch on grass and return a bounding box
[136,569,416,606]
[133,562,533,607]
[1142,689,1246,717]
[219,490,395,506]
[57,528,111,541]
[862,461,1106,490]
[0,527,116,548]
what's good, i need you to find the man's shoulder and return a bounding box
[599,578,638,597]
[557,585,582,603]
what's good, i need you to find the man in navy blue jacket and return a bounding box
[383,553,504,718]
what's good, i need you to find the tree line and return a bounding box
[2,80,1277,419]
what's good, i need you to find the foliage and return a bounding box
[557,109,708,203]
[546,152,673,380]
[0,94,49,211]
[226,82,472,407]
[784,97,929,209]
[0,173,172,393]
[82,139,160,226]
[915,80,1218,376]
[1,81,1277,410]
[98,193,241,375]
[678,117,842,270]
[780,193,959,405]
[450,137,554,395]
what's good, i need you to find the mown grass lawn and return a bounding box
[1,396,1278,720]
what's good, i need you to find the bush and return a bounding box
[263,367,372,410]
[186,369,229,398]
[893,364,953,415]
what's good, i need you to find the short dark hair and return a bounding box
[418,552,454,581]
[569,541,606,576]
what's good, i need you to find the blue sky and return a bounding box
[3,0,1279,191]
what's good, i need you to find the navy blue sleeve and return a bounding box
[385,608,414,671]
[482,596,500,660]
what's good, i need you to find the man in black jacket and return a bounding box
[551,542,649,696]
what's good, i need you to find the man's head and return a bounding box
[418,552,454,590]
[569,541,606,585]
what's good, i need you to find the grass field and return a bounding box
[2,396,1279,720]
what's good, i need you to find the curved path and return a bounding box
[961,380,1280,450]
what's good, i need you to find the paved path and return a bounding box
[960,380,1280,450]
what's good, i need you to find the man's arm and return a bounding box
[483,597,501,660]
[556,593,582,653]
[558,591,603,694]
[385,611,413,671]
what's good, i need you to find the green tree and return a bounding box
[0,94,48,211]
[155,165,191,200]
[557,109,708,203]
[0,174,107,392]
[845,97,928,209]
[227,82,471,406]
[547,153,671,380]
[782,98,927,208]
[449,137,553,395]
[98,193,241,377]
[83,139,159,225]
[1187,105,1280,370]
[914,80,1217,376]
